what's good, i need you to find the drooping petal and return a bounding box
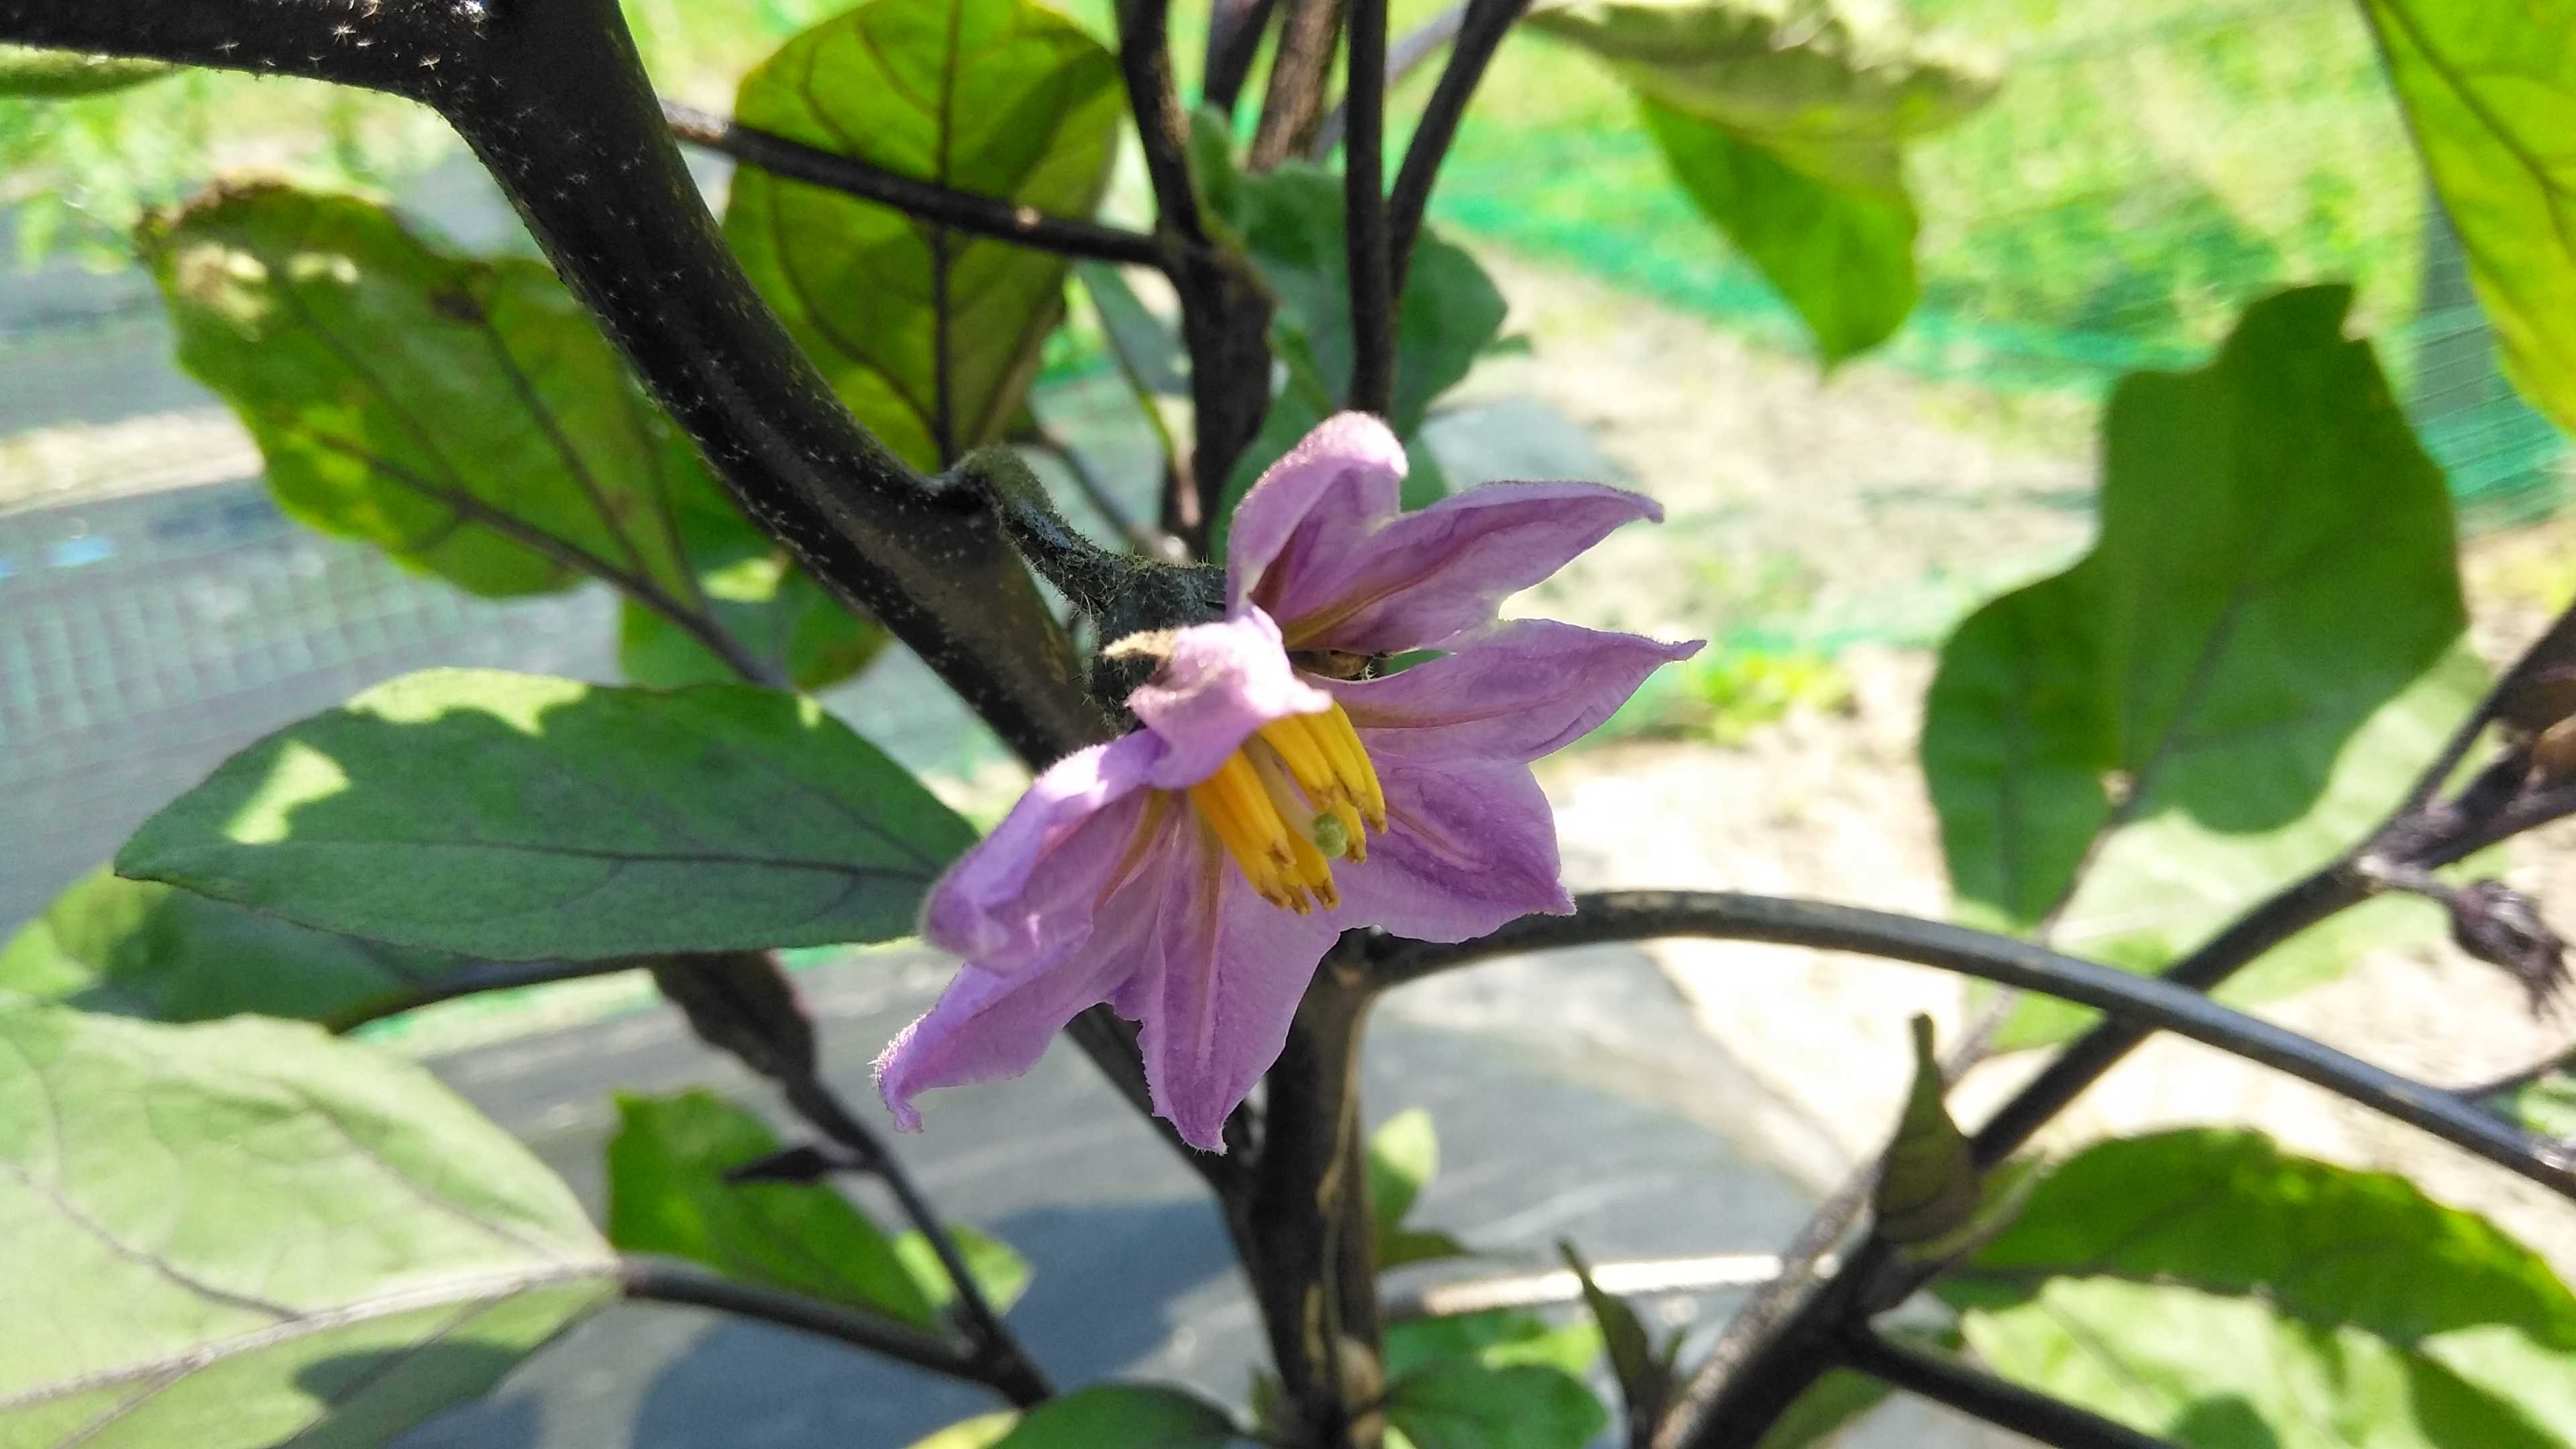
[1267,482,1662,655]
[1330,756,1573,943]
[1128,608,1332,788]
[1334,620,1703,765]
[1128,830,1343,1150]
[876,853,1169,1132]
[920,730,1166,969]
[1226,413,1407,618]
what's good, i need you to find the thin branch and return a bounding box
[1837,1329,2176,1449]
[663,99,1172,272]
[1313,2,1469,154]
[1115,0,1209,250]
[2461,1043,2576,1104]
[1385,0,1528,290]
[1203,0,1279,117]
[1385,1253,1806,1321]
[1342,0,1395,415]
[619,1255,1009,1393]
[1376,891,2576,1201]
[772,1073,1052,1405]
[1250,0,1348,169]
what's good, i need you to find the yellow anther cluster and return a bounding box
[1185,702,1386,913]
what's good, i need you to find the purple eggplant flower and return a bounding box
[877,414,1702,1150]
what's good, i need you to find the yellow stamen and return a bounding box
[1246,747,1341,910]
[1183,706,1385,910]
[1308,704,1387,832]
[1186,755,1301,908]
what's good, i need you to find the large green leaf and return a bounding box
[1922,286,2479,1046]
[1940,1130,2576,1447]
[0,867,487,1029]
[606,1090,938,1329]
[2363,0,2576,438]
[1383,1358,1608,1449]
[1383,1309,1603,1382]
[724,0,1121,470]
[117,669,979,961]
[1530,0,1994,360]
[0,44,170,96]
[894,1225,1034,1317]
[0,998,613,1447]
[146,183,864,689]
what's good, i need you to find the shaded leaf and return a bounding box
[905,1384,1244,1448]
[0,998,612,1448]
[0,44,170,96]
[0,866,488,1029]
[1384,1309,1602,1382]
[1923,286,2479,1046]
[1530,0,1994,360]
[1379,1228,1473,1272]
[649,953,818,1083]
[1753,1369,1891,1449]
[1940,1130,2576,1447]
[144,185,722,615]
[606,1090,938,1329]
[894,1225,1034,1317]
[1560,1241,1673,1439]
[1872,1014,1977,1250]
[117,669,979,961]
[1078,262,1188,397]
[1383,1358,1609,1449]
[724,0,1122,469]
[614,480,886,691]
[2363,0,2576,437]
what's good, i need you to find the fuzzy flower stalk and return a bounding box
[877,415,1702,1150]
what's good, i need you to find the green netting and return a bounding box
[1427,0,2567,527]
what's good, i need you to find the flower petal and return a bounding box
[920,731,1165,969]
[1128,608,1332,788]
[1334,620,1703,764]
[1226,413,1408,618]
[1331,757,1573,943]
[1270,482,1662,655]
[1130,843,1342,1151]
[875,855,1169,1132]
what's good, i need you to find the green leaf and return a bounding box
[2363,0,2576,437]
[894,1225,1034,1317]
[143,185,728,613]
[117,668,979,961]
[724,0,1122,470]
[1529,0,1994,360]
[1560,1241,1673,1438]
[1752,1369,1892,1449]
[906,1384,1244,1448]
[0,998,613,1448]
[1384,1309,1603,1382]
[1940,1130,2576,1447]
[1368,1107,1440,1240]
[1379,1228,1474,1271]
[0,44,171,96]
[614,484,887,692]
[0,866,490,1028]
[606,1090,938,1329]
[1922,286,2480,1046]
[1872,1014,1977,1250]
[2500,1070,2576,1140]
[1383,1359,1609,1449]
[1078,262,1188,397]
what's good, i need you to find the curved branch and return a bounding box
[1378,891,2576,1201]
[619,1256,1015,1395]
[1385,0,1528,289]
[663,101,1173,272]
[1837,1329,2175,1449]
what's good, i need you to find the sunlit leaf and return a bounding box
[1531,0,1994,360]
[117,669,979,961]
[2364,0,2576,437]
[606,1090,937,1328]
[895,1225,1034,1317]
[0,866,490,1029]
[0,998,613,1448]
[615,483,886,692]
[0,44,170,97]
[1940,1130,2576,1447]
[1384,1309,1602,1382]
[1383,1358,1608,1449]
[1923,286,2480,1046]
[724,0,1122,469]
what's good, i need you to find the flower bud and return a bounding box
[2447,880,2570,1014]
